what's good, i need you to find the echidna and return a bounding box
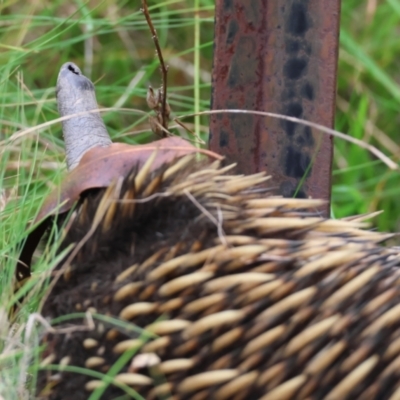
[29,63,400,400]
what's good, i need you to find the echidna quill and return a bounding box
[29,63,400,400]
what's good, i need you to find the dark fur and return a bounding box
[37,157,400,400]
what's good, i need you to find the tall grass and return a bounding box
[0,1,399,398]
[334,0,400,231]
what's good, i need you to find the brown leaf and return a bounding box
[16,137,222,280]
[146,86,159,110]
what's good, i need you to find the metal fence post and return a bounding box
[210,0,341,216]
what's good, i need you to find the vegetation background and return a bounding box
[0,0,399,398]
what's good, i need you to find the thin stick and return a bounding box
[141,0,169,134]
[179,109,398,170]
[174,117,206,145]
[184,189,227,246]
[4,107,395,170]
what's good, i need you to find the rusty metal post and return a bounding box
[209,0,341,216]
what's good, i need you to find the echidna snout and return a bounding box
[56,61,111,170]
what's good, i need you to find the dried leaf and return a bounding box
[16,137,222,280]
[146,86,159,110]
[149,115,163,137]
[165,101,171,119]
[36,137,211,222]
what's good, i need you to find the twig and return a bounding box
[118,191,171,204]
[174,117,206,145]
[184,189,227,246]
[178,109,399,170]
[6,105,394,170]
[141,0,169,134]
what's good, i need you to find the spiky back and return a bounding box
[38,155,400,400]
